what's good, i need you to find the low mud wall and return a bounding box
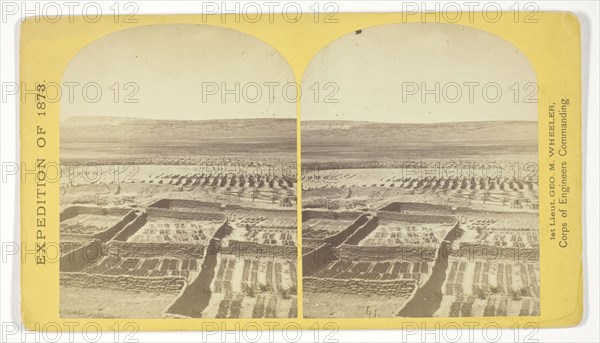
[149,199,222,212]
[302,210,362,222]
[377,211,456,225]
[303,277,416,297]
[227,206,297,218]
[325,213,369,246]
[113,212,148,241]
[301,239,324,253]
[60,206,140,243]
[455,243,539,262]
[302,243,339,276]
[220,240,297,260]
[302,213,369,275]
[61,272,185,294]
[106,241,206,259]
[344,216,379,245]
[338,244,437,263]
[60,234,93,244]
[94,210,139,242]
[379,202,453,215]
[146,208,227,222]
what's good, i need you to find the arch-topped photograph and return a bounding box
[301,23,540,318]
[59,24,298,319]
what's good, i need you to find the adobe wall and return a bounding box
[324,213,369,246]
[106,241,206,259]
[148,199,222,212]
[220,240,296,260]
[94,210,139,242]
[379,202,453,215]
[147,199,296,219]
[61,272,185,294]
[303,277,417,297]
[302,243,339,276]
[60,206,140,243]
[302,210,363,222]
[301,239,324,254]
[344,216,379,245]
[113,212,148,241]
[301,213,368,275]
[227,206,297,218]
[60,241,87,256]
[146,208,227,222]
[338,244,437,263]
[377,211,456,225]
[60,234,94,244]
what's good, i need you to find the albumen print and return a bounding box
[59,24,299,319]
[301,24,540,318]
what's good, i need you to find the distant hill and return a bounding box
[61,116,296,161]
[302,120,537,143]
[302,120,538,163]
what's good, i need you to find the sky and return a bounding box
[62,23,537,124]
[61,24,296,121]
[301,23,538,123]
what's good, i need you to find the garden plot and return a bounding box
[458,213,539,248]
[128,210,225,244]
[59,207,136,254]
[62,213,120,236]
[227,211,297,246]
[201,253,297,318]
[302,218,355,240]
[435,258,540,317]
[359,220,450,246]
[82,254,201,281]
[312,258,432,283]
[475,229,538,248]
[60,207,132,236]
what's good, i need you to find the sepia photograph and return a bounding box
[10,3,592,338]
[301,23,540,318]
[58,24,298,319]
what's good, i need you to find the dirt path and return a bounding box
[165,240,219,318]
[396,226,462,317]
